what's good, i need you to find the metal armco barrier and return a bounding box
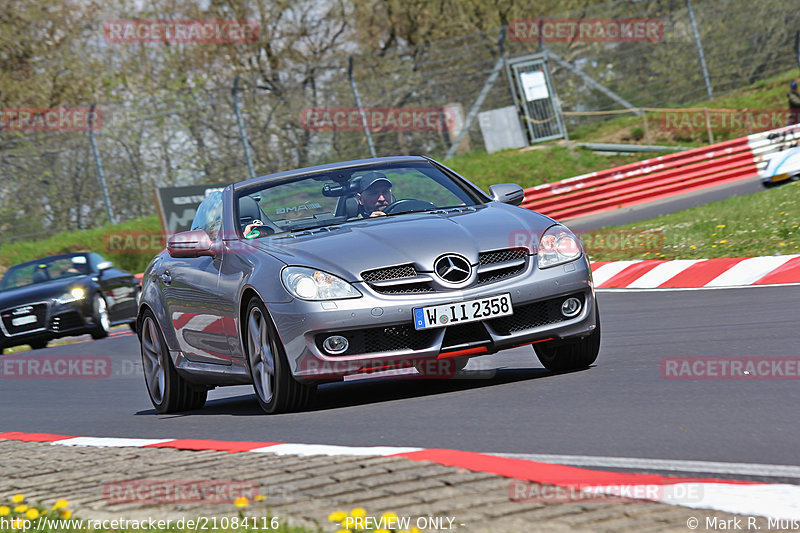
[521,124,800,221]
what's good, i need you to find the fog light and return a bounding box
[322,335,349,355]
[561,297,582,318]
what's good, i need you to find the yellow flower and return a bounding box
[52,500,69,510]
[779,242,786,246]
[59,510,72,520]
[328,511,348,523]
[376,530,391,533]
[254,494,266,502]
[13,505,28,513]
[11,495,24,504]
[0,506,10,516]
[720,240,727,244]
[11,518,26,529]
[350,507,367,519]
[335,530,350,533]
[233,497,249,508]
[25,509,39,520]
[716,224,726,228]
[690,245,696,249]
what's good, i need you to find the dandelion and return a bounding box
[0,506,10,516]
[233,497,249,508]
[11,495,24,504]
[716,224,726,228]
[254,494,266,502]
[712,245,717,248]
[58,510,72,520]
[350,507,367,519]
[13,505,28,513]
[711,233,717,236]
[779,242,786,246]
[11,518,26,529]
[720,240,727,244]
[328,511,348,524]
[690,245,697,249]
[25,509,39,520]
[376,530,391,533]
[52,500,69,510]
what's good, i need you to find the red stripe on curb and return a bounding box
[0,432,74,442]
[145,439,278,453]
[393,449,758,487]
[596,260,668,288]
[657,257,749,288]
[753,256,800,285]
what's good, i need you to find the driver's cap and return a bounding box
[358,171,393,192]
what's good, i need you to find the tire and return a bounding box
[415,357,468,378]
[30,339,48,350]
[244,297,316,414]
[534,303,601,372]
[90,293,111,340]
[140,310,207,413]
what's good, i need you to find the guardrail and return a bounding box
[521,124,800,221]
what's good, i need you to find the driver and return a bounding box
[357,171,394,217]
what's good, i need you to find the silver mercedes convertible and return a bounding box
[137,156,600,414]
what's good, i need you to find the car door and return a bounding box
[161,192,233,366]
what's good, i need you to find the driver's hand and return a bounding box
[369,211,387,217]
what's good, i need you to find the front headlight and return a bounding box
[55,287,87,304]
[281,266,361,300]
[537,225,582,268]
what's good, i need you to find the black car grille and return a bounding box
[316,324,436,356]
[476,248,528,286]
[50,311,85,332]
[361,264,436,295]
[487,293,585,335]
[1,303,48,336]
[362,248,529,295]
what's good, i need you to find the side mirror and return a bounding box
[489,183,525,206]
[167,230,218,258]
[96,261,114,271]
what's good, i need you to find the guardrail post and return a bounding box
[348,56,377,159]
[687,0,714,101]
[88,103,115,225]
[232,75,256,180]
[703,107,714,144]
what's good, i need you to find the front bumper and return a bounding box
[0,299,97,348]
[267,256,597,381]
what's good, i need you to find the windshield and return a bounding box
[0,255,90,291]
[236,161,482,237]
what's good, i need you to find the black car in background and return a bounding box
[0,253,140,353]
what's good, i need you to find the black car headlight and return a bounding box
[537,225,582,269]
[55,287,87,305]
[281,267,361,300]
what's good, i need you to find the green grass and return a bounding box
[445,145,657,191]
[0,216,162,279]
[582,181,800,262]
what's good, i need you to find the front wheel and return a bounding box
[140,310,207,413]
[90,294,111,340]
[245,297,316,414]
[534,304,601,372]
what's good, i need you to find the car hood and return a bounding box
[0,277,88,310]
[249,203,557,281]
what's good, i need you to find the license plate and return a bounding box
[413,293,513,330]
[12,315,37,326]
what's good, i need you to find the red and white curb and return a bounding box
[2,432,798,520]
[590,254,800,289]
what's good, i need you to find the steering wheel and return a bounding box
[383,199,437,214]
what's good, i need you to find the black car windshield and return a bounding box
[236,161,483,237]
[0,255,90,291]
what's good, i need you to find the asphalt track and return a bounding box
[1,286,798,481]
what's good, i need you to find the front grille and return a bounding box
[487,293,585,335]
[316,324,437,356]
[476,248,528,286]
[441,322,490,350]
[50,311,85,332]
[361,264,436,295]
[1,303,48,336]
[479,248,527,265]
[362,264,417,282]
